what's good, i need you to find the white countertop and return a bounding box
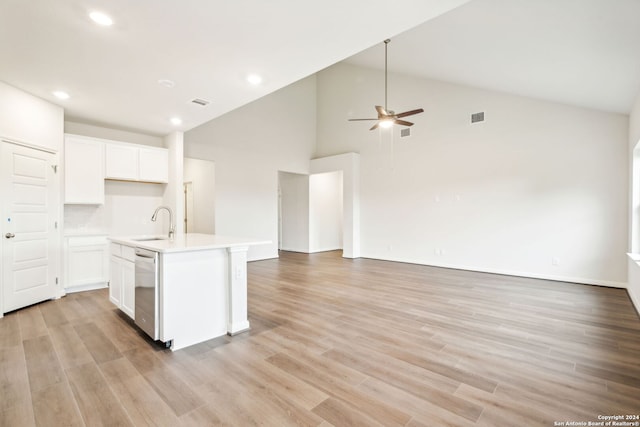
[110,233,270,253]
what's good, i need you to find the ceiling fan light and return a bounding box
[89,11,113,26]
[379,119,394,129]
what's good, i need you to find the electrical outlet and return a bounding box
[552,257,560,266]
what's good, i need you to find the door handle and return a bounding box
[5,233,15,239]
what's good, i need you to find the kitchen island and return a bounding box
[109,233,269,351]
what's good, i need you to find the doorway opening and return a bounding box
[183,157,215,234]
[277,170,343,254]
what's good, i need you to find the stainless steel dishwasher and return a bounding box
[134,248,159,340]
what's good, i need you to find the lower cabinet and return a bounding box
[110,243,135,319]
[109,256,123,307]
[65,236,109,292]
[121,261,135,318]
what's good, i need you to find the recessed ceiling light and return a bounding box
[89,11,113,26]
[170,117,182,126]
[158,79,175,88]
[53,91,70,100]
[247,74,262,85]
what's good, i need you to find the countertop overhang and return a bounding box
[109,233,270,253]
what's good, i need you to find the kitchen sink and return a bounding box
[131,236,168,242]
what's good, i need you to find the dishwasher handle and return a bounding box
[135,248,157,259]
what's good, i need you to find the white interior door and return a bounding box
[1,141,59,314]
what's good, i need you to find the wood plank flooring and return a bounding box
[1,250,639,426]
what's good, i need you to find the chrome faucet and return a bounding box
[151,206,175,239]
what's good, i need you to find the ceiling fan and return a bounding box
[349,39,424,131]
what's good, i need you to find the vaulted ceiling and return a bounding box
[346,0,640,115]
[0,0,470,135]
[1,0,638,137]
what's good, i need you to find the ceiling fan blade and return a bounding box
[375,105,389,117]
[395,108,424,118]
[395,120,414,127]
[348,118,378,121]
[369,122,380,131]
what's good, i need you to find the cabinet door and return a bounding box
[66,237,109,288]
[139,147,168,183]
[121,260,135,319]
[105,143,138,180]
[64,135,104,204]
[109,256,123,307]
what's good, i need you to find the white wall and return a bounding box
[317,63,629,286]
[0,81,65,312]
[65,121,164,147]
[163,132,184,236]
[184,157,216,234]
[279,172,310,252]
[1,81,63,152]
[184,76,317,260]
[310,171,343,252]
[627,92,640,311]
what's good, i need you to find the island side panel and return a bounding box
[160,249,228,350]
[227,246,250,335]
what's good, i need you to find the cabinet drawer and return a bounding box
[110,243,122,257]
[121,245,136,262]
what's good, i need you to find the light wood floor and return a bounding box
[1,251,639,426]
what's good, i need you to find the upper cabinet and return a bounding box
[105,142,168,183]
[105,143,138,180]
[139,147,169,183]
[64,134,105,204]
[64,134,169,205]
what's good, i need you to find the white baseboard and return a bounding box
[361,254,627,289]
[64,282,108,294]
[308,247,342,254]
[278,247,343,254]
[627,286,640,315]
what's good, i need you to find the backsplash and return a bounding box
[64,204,107,235]
[64,181,166,237]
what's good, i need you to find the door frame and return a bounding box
[0,137,63,317]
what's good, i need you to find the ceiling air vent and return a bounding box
[190,98,211,107]
[471,112,485,123]
[400,128,411,138]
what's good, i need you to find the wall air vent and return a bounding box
[471,112,485,123]
[400,128,411,138]
[191,98,211,107]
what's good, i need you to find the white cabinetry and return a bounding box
[64,236,109,291]
[105,142,168,183]
[105,143,138,181]
[109,255,122,307]
[109,242,135,318]
[64,135,105,204]
[139,148,169,183]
